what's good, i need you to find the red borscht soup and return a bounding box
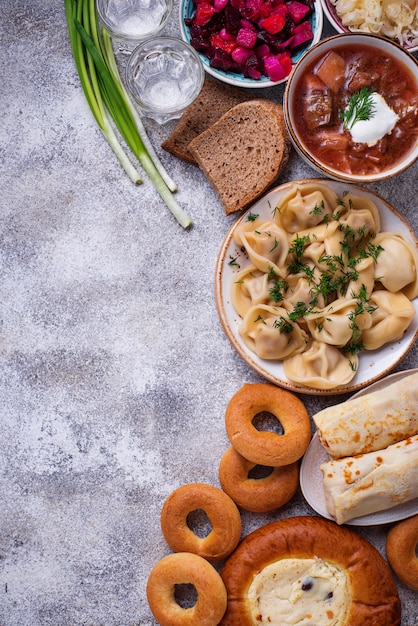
[292,43,418,176]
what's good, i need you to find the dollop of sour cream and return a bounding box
[247,557,349,626]
[348,92,399,146]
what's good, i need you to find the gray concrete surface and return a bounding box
[1,2,417,625]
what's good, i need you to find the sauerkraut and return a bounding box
[330,0,418,48]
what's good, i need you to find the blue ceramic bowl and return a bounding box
[179,0,323,88]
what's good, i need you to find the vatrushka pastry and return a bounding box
[219,516,401,626]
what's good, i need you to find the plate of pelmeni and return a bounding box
[300,368,418,525]
[214,179,418,395]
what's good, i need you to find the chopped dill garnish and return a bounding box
[269,238,279,252]
[340,87,377,130]
[288,301,309,321]
[273,317,294,334]
[366,242,384,262]
[267,266,277,281]
[269,279,288,302]
[310,201,325,215]
[289,234,310,260]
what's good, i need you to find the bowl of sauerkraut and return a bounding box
[321,0,418,52]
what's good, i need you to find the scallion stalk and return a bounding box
[64,0,141,184]
[64,0,192,229]
[101,27,178,193]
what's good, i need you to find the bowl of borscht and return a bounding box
[283,33,418,182]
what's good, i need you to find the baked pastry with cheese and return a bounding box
[312,370,418,459]
[320,433,418,524]
[219,516,400,626]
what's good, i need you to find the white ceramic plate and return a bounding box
[214,179,418,395]
[320,0,418,53]
[300,368,418,526]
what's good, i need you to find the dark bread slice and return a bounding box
[161,76,254,165]
[188,99,291,215]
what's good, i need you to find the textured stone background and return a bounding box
[1,2,417,625]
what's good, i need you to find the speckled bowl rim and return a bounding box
[179,0,324,88]
[214,179,418,396]
[320,0,418,54]
[283,33,418,183]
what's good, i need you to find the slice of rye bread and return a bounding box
[188,99,291,215]
[161,77,255,165]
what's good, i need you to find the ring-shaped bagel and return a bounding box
[146,552,227,626]
[160,483,242,561]
[219,516,401,626]
[225,383,311,466]
[386,514,418,590]
[219,446,299,512]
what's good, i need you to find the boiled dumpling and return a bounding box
[305,297,372,347]
[274,182,338,233]
[361,290,415,350]
[239,304,308,360]
[338,192,381,243]
[241,221,290,278]
[373,232,418,299]
[343,256,375,300]
[230,265,270,318]
[233,214,265,246]
[283,274,326,313]
[289,219,340,247]
[283,341,358,389]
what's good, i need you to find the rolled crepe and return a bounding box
[320,434,418,524]
[313,371,418,459]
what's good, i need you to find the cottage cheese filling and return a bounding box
[247,557,349,626]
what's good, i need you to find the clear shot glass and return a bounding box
[125,37,205,124]
[96,0,173,45]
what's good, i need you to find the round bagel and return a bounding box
[219,446,299,512]
[386,514,418,590]
[146,552,227,626]
[225,383,311,466]
[160,483,242,561]
[219,516,401,626]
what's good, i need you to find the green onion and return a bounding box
[101,28,177,193]
[64,0,141,183]
[64,0,192,229]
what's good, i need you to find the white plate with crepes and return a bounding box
[300,368,418,525]
[214,178,418,395]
